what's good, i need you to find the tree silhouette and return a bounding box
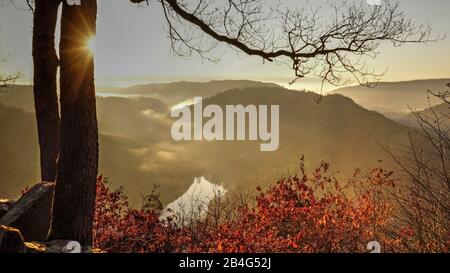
[0,70,19,88]
[384,84,450,252]
[46,0,98,245]
[0,45,20,88]
[134,0,436,86]
[32,0,60,182]
[24,0,436,245]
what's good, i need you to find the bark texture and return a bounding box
[32,0,61,182]
[48,0,98,245]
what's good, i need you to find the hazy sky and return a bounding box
[0,0,449,91]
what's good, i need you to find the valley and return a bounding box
[0,79,443,206]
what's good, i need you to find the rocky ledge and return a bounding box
[0,182,102,253]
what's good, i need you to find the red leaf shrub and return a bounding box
[93,163,403,253]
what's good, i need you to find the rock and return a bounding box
[0,182,55,242]
[24,241,47,253]
[0,225,26,253]
[0,199,15,219]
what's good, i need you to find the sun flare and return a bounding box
[85,36,96,55]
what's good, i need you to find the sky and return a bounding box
[0,0,449,91]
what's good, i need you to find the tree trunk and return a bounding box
[32,0,61,182]
[48,0,98,246]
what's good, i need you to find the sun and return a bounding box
[85,36,97,55]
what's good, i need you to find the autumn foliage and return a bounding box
[93,160,447,253]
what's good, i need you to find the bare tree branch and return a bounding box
[0,72,20,88]
[0,46,20,88]
[382,84,450,252]
[131,0,440,87]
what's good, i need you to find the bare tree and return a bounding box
[1,0,61,181]
[0,72,19,88]
[385,84,449,252]
[47,0,98,246]
[32,0,61,182]
[0,47,20,88]
[134,0,438,87]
